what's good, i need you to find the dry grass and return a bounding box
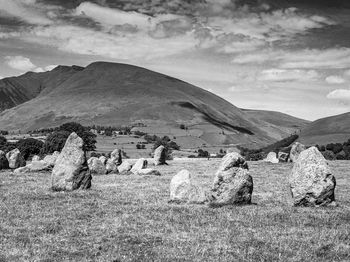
[0,160,350,261]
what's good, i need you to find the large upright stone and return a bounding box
[154,145,167,166]
[51,133,87,191]
[0,150,9,170]
[88,157,106,175]
[111,149,122,165]
[6,148,25,169]
[289,146,336,207]
[289,142,306,162]
[169,170,206,204]
[209,153,253,207]
[264,152,279,164]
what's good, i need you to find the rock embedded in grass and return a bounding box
[169,169,207,204]
[289,146,336,207]
[209,152,253,207]
[130,158,148,174]
[264,152,279,164]
[43,151,60,167]
[51,132,90,191]
[32,155,40,161]
[289,142,306,162]
[88,157,106,175]
[278,151,289,162]
[154,145,167,166]
[0,150,9,170]
[14,160,51,174]
[6,148,26,169]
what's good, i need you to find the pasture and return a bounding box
[0,160,349,261]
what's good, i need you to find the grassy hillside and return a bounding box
[0,160,349,261]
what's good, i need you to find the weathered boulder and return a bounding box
[264,152,279,164]
[99,156,107,165]
[137,168,161,176]
[43,151,60,166]
[154,145,167,166]
[169,170,207,204]
[14,160,51,174]
[110,148,122,165]
[130,158,148,175]
[209,152,253,207]
[117,160,132,175]
[289,146,336,207]
[88,157,106,175]
[6,149,26,169]
[289,142,306,162]
[278,151,289,162]
[0,150,9,170]
[32,155,40,162]
[106,158,118,174]
[51,133,86,191]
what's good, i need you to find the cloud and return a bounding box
[327,89,350,100]
[258,68,319,82]
[0,0,52,25]
[5,56,37,71]
[325,75,346,84]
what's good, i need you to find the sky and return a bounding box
[0,0,350,121]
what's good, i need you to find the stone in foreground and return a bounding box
[209,152,253,207]
[169,170,207,204]
[6,148,26,169]
[51,132,87,191]
[264,152,279,164]
[117,161,132,175]
[289,142,306,162]
[154,145,167,166]
[0,150,9,170]
[289,146,336,207]
[88,157,106,175]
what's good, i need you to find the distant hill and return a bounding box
[0,62,308,148]
[299,112,350,145]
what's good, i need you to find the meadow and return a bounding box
[0,160,349,261]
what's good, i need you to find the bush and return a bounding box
[17,138,44,160]
[0,136,6,146]
[322,150,335,160]
[58,122,97,152]
[41,131,70,155]
[197,149,209,158]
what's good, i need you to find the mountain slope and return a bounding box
[299,112,350,145]
[0,62,307,148]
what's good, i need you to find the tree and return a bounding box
[197,149,209,158]
[0,135,6,146]
[58,122,97,152]
[17,138,44,160]
[41,130,70,154]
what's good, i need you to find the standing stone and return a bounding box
[99,156,107,165]
[88,157,106,175]
[117,160,132,175]
[0,150,9,170]
[209,153,253,207]
[106,158,118,174]
[110,149,122,165]
[264,152,279,164]
[289,142,306,162]
[51,133,86,191]
[6,148,26,169]
[130,158,148,175]
[278,151,289,162]
[289,146,336,206]
[154,145,167,166]
[169,170,207,204]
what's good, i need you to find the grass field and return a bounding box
[0,160,349,261]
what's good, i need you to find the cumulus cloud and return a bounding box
[0,0,52,25]
[5,56,37,71]
[258,68,319,82]
[327,89,350,100]
[326,75,346,84]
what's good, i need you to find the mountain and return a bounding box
[0,62,307,148]
[299,112,350,145]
